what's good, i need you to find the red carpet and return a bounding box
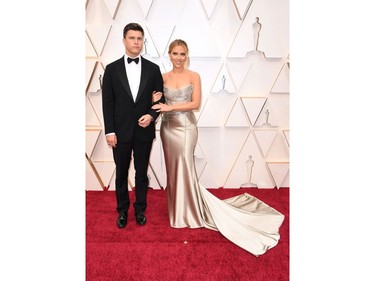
[86,188,289,281]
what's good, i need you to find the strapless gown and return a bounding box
[160,84,284,256]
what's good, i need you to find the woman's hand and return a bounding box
[152,102,172,112]
[152,91,163,103]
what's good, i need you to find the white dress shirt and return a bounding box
[124,55,141,101]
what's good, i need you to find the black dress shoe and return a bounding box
[117,214,127,229]
[135,211,146,226]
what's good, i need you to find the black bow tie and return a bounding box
[127,57,139,64]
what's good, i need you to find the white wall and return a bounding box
[85,0,289,190]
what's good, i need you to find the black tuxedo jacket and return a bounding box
[102,56,164,142]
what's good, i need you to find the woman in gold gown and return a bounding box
[152,39,284,256]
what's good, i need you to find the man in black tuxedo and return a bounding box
[102,23,164,229]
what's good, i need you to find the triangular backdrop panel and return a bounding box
[197,97,221,128]
[241,97,267,126]
[211,64,237,94]
[149,133,166,188]
[142,26,161,58]
[225,98,250,127]
[228,0,288,58]
[194,142,207,178]
[225,131,274,188]
[92,161,116,188]
[283,130,290,147]
[86,31,97,57]
[198,162,221,188]
[198,128,249,186]
[257,94,289,128]
[146,24,175,57]
[86,59,97,92]
[86,96,101,127]
[207,1,242,57]
[238,56,284,96]
[87,90,104,127]
[186,58,223,101]
[90,131,115,162]
[232,0,253,20]
[86,25,112,56]
[135,0,154,19]
[168,0,221,57]
[87,63,105,94]
[148,164,162,190]
[99,25,126,67]
[86,0,113,24]
[271,62,289,94]
[253,130,277,157]
[206,92,238,127]
[267,162,289,188]
[86,158,103,190]
[201,0,219,19]
[226,57,253,91]
[104,0,121,19]
[86,128,102,158]
[265,132,290,162]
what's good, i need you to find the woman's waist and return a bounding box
[161,111,196,121]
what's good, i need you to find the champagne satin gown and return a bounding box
[160,84,285,256]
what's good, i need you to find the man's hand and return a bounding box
[138,114,153,128]
[106,134,117,148]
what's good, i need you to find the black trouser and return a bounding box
[113,139,153,215]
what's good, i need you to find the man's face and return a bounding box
[123,30,143,57]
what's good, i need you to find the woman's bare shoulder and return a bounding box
[188,70,201,82]
[162,71,170,79]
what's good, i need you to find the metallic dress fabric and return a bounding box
[160,84,284,256]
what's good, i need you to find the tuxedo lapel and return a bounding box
[135,57,150,103]
[115,57,134,101]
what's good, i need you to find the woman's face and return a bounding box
[169,45,187,68]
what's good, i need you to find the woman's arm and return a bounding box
[152,71,201,112]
